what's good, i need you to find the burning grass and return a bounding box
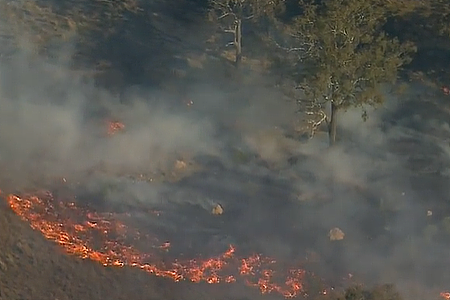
[5,189,450,300]
[6,191,324,298]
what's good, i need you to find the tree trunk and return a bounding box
[328,102,338,146]
[234,18,242,68]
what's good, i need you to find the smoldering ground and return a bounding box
[0,46,221,184]
[1,16,450,300]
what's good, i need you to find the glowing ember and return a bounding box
[441,292,450,300]
[107,120,125,136]
[7,192,314,298]
[159,241,171,251]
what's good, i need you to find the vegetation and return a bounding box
[415,0,450,39]
[1,0,449,143]
[339,284,402,300]
[2,1,450,299]
[382,0,450,87]
[275,0,416,145]
[2,0,446,146]
[0,0,140,50]
[208,0,282,67]
[0,1,76,49]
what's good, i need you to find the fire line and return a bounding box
[7,192,310,298]
[6,192,449,299]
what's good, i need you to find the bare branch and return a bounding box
[218,12,230,19]
[210,0,230,10]
[268,35,314,55]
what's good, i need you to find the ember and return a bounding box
[107,120,125,136]
[7,192,312,298]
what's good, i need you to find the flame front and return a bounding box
[7,192,310,298]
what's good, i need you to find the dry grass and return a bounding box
[0,0,141,56]
[0,1,74,50]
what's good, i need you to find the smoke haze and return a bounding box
[1,5,450,300]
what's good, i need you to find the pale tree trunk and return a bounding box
[328,101,338,146]
[234,18,242,68]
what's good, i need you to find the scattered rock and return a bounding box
[328,227,345,241]
[174,160,187,170]
[212,204,224,215]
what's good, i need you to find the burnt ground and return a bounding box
[0,198,169,300]
[2,80,450,300]
[1,6,450,298]
[0,197,274,300]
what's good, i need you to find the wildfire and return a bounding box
[107,120,125,136]
[7,192,311,298]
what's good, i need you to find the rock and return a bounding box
[329,227,345,241]
[212,204,223,215]
[174,160,187,170]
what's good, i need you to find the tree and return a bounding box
[208,0,281,67]
[281,0,416,145]
[381,0,450,48]
[416,0,450,38]
[391,0,450,83]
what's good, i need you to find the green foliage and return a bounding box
[208,0,282,22]
[415,0,450,38]
[290,0,416,112]
[384,0,450,47]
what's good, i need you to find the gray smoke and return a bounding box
[1,5,450,300]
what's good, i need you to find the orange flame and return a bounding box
[441,292,450,300]
[107,120,125,136]
[7,192,313,298]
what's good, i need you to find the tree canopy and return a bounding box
[282,0,416,144]
[208,0,282,66]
